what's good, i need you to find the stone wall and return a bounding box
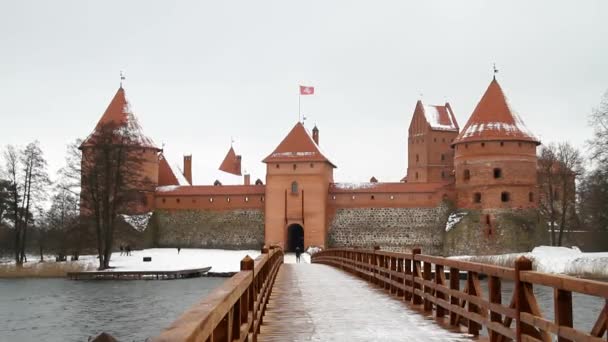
[150,209,264,249]
[443,209,548,256]
[328,206,450,255]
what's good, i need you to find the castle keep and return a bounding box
[81,77,545,255]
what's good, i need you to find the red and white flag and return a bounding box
[300,85,314,95]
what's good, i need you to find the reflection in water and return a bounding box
[0,277,224,342]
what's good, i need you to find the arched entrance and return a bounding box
[286,224,304,252]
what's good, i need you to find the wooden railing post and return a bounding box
[372,246,380,286]
[423,259,432,312]
[449,266,460,326]
[412,248,422,305]
[515,256,532,342]
[435,264,446,318]
[554,289,573,342]
[488,276,502,342]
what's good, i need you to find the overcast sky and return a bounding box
[1,1,607,185]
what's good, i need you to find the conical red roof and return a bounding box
[263,122,335,167]
[158,154,190,186]
[219,146,242,176]
[81,87,159,149]
[453,79,539,145]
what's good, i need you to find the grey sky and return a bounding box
[1,1,607,185]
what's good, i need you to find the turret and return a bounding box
[312,125,319,145]
[452,78,540,209]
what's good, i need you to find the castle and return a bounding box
[81,77,545,255]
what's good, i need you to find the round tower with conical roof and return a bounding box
[80,86,161,215]
[452,78,540,210]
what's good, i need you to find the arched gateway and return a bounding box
[286,224,304,252]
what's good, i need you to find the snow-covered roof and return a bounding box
[81,87,159,149]
[263,122,336,167]
[422,104,458,132]
[454,79,539,145]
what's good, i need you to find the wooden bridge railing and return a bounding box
[153,246,283,342]
[312,247,608,342]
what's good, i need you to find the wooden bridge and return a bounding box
[151,247,608,342]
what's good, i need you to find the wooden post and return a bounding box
[449,267,460,326]
[467,271,481,336]
[412,248,422,305]
[489,276,502,342]
[241,255,255,339]
[435,264,446,318]
[372,246,380,286]
[423,260,432,312]
[554,289,573,342]
[397,257,404,298]
[515,256,533,342]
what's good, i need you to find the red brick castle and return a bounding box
[81,77,544,255]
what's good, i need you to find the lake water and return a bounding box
[0,276,604,341]
[0,277,225,342]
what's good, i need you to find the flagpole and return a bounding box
[298,93,301,122]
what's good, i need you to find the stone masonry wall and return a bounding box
[328,206,450,255]
[151,209,264,250]
[443,209,548,256]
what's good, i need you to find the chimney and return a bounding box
[312,125,319,145]
[183,155,192,185]
[244,173,251,186]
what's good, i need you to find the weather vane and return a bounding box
[493,63,499,79]
[231,136,235,147]
[120,70,126,87]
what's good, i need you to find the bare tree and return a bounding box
[77,123,154,270]
[45,183,80,260]
[589,90,608,166]
[538,142,583,246]
[2,142,49,265]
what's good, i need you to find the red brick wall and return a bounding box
[454,140,538,209]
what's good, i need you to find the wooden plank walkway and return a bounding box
[258,263,471,342]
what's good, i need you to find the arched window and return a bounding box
[291,181,298,194]
[529,192,534,202]
[464,169,471,181]
[441,154,445,161]
[501,192,510,202]
[415,172,419,180]
[473,192,482,203]
[494,168,502,179]
[293,164,297,170]
[441,171,445,179]
[416,154,419,162]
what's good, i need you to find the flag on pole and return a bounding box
[300,85,314,95]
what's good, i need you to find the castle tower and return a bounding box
[80,86,161,214]
[407,101,459,183]
[262,122,335,251]
[452,78,540,209]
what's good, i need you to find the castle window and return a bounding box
[261,196,265,202]
[441,154,445,161]
[245,196,249,202]
[415,172,419,180]
[192,199,196,203]
[293,164,297,170]
[291,181,298,194]
[332,195,336,200]
[209,198,213,203]
[473,192,482,203]
[465,144,469,149]
[464,169,471,181]
[371,195,375,200]
[442,138,445,143]
[162,198,166,203]
[493,168,502,179]
[518,142,522,147]
[390,195,395,200]
[501,192,510,202]
[227,197,231,202]
[434,138,437,142]
[310,163,314,168]
[486,215,491,225]
[481,142,486,147]
[276,164,280,168]
[441,171,446,179]
[528,192,534,202]
[352,195,356,200]
[500,141,504,147]
[176,198,180,203]
[416,154,419,163]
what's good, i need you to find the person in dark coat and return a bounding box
[295,246,302,264]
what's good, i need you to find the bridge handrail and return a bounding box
[153,246,283,342]
[312,247,608,342]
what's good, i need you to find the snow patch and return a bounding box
[156,185,180,192]
[445,212,467,232]
[423,105,457,131]
[334,182,378,190]
[170,162,190,185]
[121,212,153,232]
[270,151,317,157]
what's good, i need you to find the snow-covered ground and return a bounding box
[451,246,608,279]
